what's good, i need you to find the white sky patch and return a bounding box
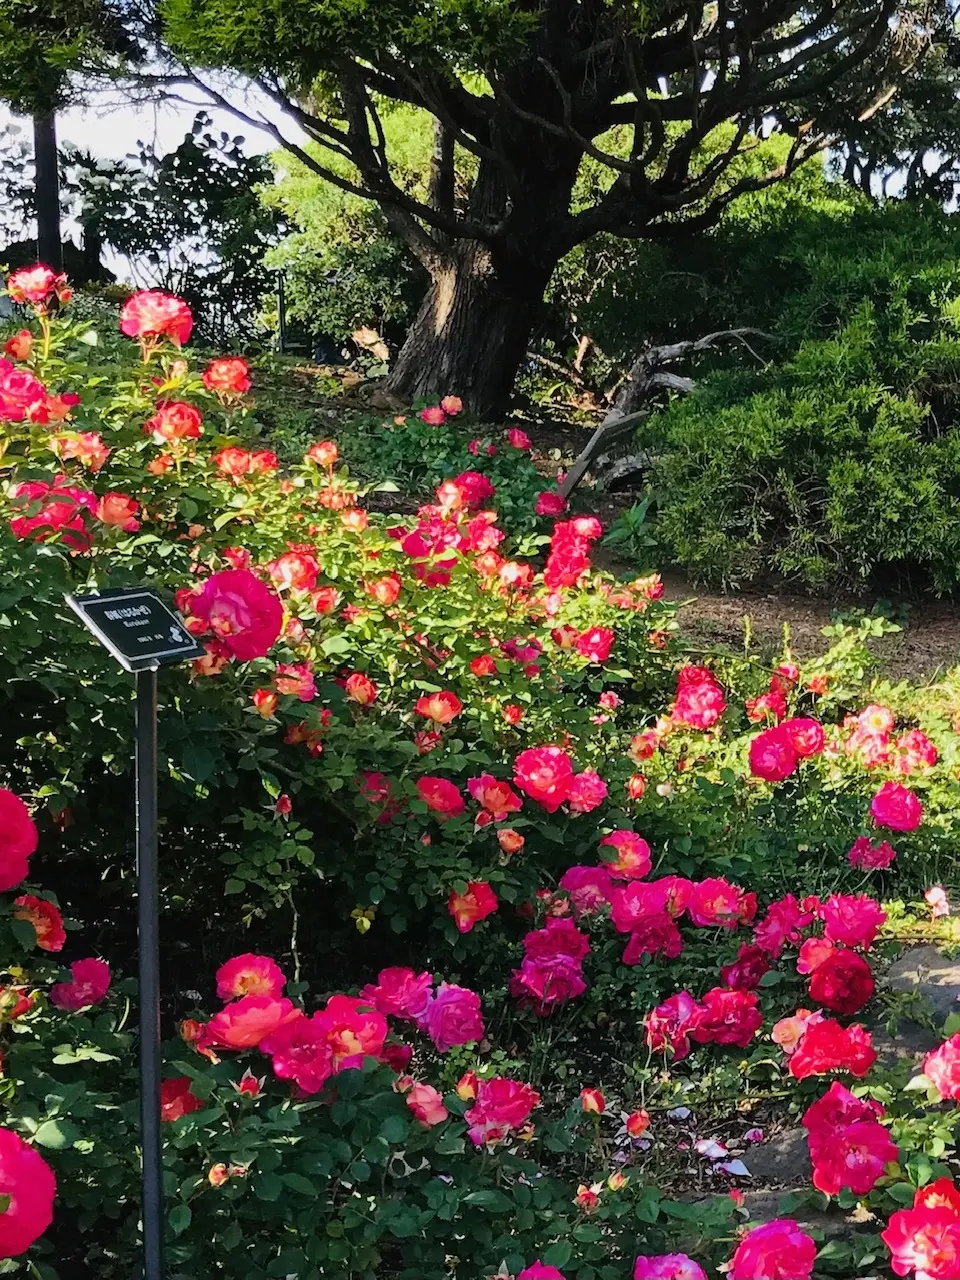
[0,79,306,161]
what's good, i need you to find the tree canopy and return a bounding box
[157,0,955,411]
[0,0,137,112]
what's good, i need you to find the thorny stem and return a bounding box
[39,313,51,363]
[288,888,301,984]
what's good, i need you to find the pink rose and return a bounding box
[188,569,283,661]
[634,1257,707,1280]
[49,958,111,1011]
[419,983,484,1052]
[513,747,574,812]
[567,770,608,814]
[406,1083,448,1127]
[728,1220,816,1280]
[871,780,922,831]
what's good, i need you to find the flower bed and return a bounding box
[0,269,959,1276]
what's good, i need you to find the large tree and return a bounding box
[161,0,941,415]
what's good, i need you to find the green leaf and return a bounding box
[433,1131,465,1155]
[635,1188,661,1224]
[9,917,38,951]
[887,1182,918,1204]
[168,1204,192,1236]
[224,878,245,895]
[283,1173,316,1196]
[462,1190,513,1212]
[542,1241,573,1268]
[34,1118,80,1149]
[255,1172,283,1201]
[905,1073,934,1092]
[379,1113,410,1143]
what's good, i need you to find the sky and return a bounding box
[0,79,306,162]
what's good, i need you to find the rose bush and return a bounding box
[3,274,960,1276]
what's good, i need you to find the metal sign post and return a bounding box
[66,588,204,1280]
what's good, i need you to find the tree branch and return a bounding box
[558,328,772,499]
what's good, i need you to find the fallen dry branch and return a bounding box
[557,328,770,500]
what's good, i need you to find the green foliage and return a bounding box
[263,133,429,344]
[0,0,132,113]
[636,199,960,591]
[161,0,533,79]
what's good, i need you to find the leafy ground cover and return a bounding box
[0,274,960,1279]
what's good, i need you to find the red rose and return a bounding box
[160,1076,206,1121]
[269,551,319,593]
[820,892,886,949]
[213,446,254,477]
[672,667,726,730]
[644,991,702,1060]
[0,790,37,892]
[0,1127,56,1257]
[510,953,586,1013]
[721,943,772,991]
[448,882,498,932]
[808,949,875,1015]
[882,1180,960,1280]
[567,769,607,814]
[536,490,567,517]
[415,691,463,724]
[344,672,378,705]
[307,440,338,467]
[12,895,65,951]
[513,746,574,812]
[689,987,763,1048]
[622,913,683,963]
[0,358,46,421]
[416,777,465,820]
[9,478,96,551]
[788,1018,876,1079]
[467,774,522,820]
[367,573,402,606]
[4,329,33,360]
[144,400,202,444]
[95,493,140,531]
[7,263,67,308]
[782,716,825,758]
[729,1220,816,1280]
[924,1033,960,1101]
[599,830,651,879]
[802,1080,884,1135]
[576,627,615,663]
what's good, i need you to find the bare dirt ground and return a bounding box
[656,570,960,683]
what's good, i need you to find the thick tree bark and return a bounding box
[33,112,62,272]
[383,240,552,418]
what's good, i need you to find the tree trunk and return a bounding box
[383,241,551,419]
[33,112,62,272]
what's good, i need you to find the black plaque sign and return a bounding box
[66,588,205,672]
